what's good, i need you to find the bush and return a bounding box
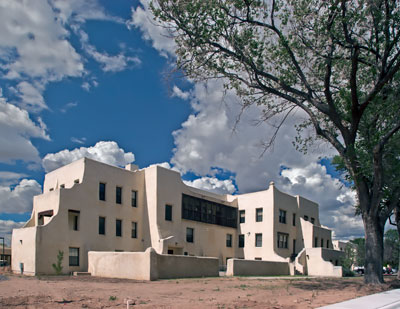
[52,250,64,275]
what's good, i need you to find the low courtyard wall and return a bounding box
[226,259,290,276]
[305,248,343,277]
[88,247,219,281]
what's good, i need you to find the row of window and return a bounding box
[99,182,138,207]
[314,237,330,248]
[98,217,138,238]
[239,208,315,226]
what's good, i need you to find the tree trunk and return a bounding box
[363,215,384,284]
[396,208,400,280]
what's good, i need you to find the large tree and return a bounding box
[151,0,400,283]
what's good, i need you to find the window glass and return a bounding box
[131,190,137,207]
[277,232,288,248]
[279,209,287,224]
[116,219,122,237]
[165,204,172,221]
[292,213,296,226]
[226,234,232,247]
[69,247,79,266]
[255,233,262,247]
[239,210,245,224]
[131,222,137,238]
[238,234,245,248]
[99,217,105,235]
[99,183,106,201]
[256,208,263,222]
[116,186,122,204]
[186,227,194,242]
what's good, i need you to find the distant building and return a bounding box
[12,158,342,276]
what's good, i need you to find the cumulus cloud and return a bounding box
[42,141,135,172]
[9,81,47,112]
[0,92,50,164]
[0,179,41,214]
[129,0,176,58]
[184,177,236,195]
[0,172,27,186]
[0,219,25,246]
[172,85,190,100]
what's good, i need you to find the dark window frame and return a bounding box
[238,234,245,248]
[304,215,309,221]
[279,209,287,224]
[255,208,263,222]
[292,213,296,226]
[131,221,137,238]
[186,227,194,243]
[277,232,289,249]
[99,216,106,235]
[311,217,315,224]
[255,233,262,247]
[69,247,79,266]
[68,210,80,231]
[116,219,122,237]
[131,190,137,207]
[226,234,232,247]
[182,194,237,228]
[116,186,122,204]
[239,210,245,224]
[99,183,106,201]
[165,204,173,221]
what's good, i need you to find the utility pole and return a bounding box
[0,237,4,265]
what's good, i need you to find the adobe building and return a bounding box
[12,158,343,276]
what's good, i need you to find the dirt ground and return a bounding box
[0,271,398,309]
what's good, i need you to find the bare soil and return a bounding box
[0,271,398,308]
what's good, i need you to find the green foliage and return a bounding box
[109,296,117,301]
[384,229,400,267]
[350,238,365,267]
[52,250,64,275]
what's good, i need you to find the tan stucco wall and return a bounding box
[226,258,290,276]
[305,248,344,277]
[88,247,219,280]
[11,227,36,275]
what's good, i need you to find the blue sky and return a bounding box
[0,0,367,244]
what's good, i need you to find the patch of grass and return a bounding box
[234,284,250,290]
[109,296,117,301]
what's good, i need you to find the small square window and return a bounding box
[239,210,245,223]
[279,209,286,224]
[99,183,106,201]
[256,208,263,222]
[304,215,309,221]
[131,222,137,238]
[69,247,79,266]
[131,190,137,207]
[238,234,245,248]
[165,204,172,221]
[311,217,315,224]
[186,227,194,243]
[255,233,262,247]
[116,219,122,237]
[226,234,232,247]
[74,179,79,184]
[116,186,122,204]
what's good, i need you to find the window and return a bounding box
[239,210,245,223]
[60,184,65,189]
[182,194,237,228]
[277,232,288,249]
[321,238,324,247]
[314,237,318,247]
[326,240,330,248]
[226,234,232,247]
[131,222,137,238]
[255,257,262,260]
[165,204,172,221]
[99,217,105,235]
[311,217,315,224]
[116,219,122,237]
[238,234,245,248]
[186,227,194,243]
[74,179,79,184]
[292,213,296,226]
[116,186,122,204]
[255,233,262,247]
[256,208,263,222]
[99,183,106,201]
[279,209,287,224]
[304,215,309,221]
[131,190,137,207]
[69,247,79,266]
[68,210,79,231]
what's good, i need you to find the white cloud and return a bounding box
[0,219,25,246]
[184,177,236,195]
[172,85,190,100]
[70,137,87,144]
[60,101,78,113]
[42,141,135,172]
[129,0,176,58]
[0,179,41,214]
[0,172,27,186]
[0,91,50,164]
[9,81,47,112]
[0,0,84,82]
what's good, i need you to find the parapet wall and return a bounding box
[88,247,219,281]
[226,259,290,276]
[305,248,343,277]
